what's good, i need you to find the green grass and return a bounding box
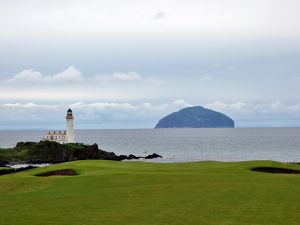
[0,167,9,170]
[1,160,300,225]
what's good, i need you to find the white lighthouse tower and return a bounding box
[66,108,75,143]
[43,108,76,144]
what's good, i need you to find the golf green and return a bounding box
[1,160,300,225]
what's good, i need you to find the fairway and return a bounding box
[1,160,300,225]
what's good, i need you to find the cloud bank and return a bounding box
[6,66,83,84]
[1,99,300,129]
[0,65,300,128]
[5,66,160,85]
[0,66,163,101]
[0,100,191,129]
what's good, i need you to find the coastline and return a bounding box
[1,128,300,163]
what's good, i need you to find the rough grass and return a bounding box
[1,160,300,225]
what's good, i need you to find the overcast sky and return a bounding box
[0,0,300,129]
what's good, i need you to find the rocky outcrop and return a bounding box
[155,106,234,128]
[0,141,162,164]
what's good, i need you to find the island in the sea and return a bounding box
[155,106,234,128]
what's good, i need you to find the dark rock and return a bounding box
[155,106,234,128]
[118,153,162,160]
[145,153,162,159]
[128,154,139,159]
[116,155,128,161]
[0,160,8,167]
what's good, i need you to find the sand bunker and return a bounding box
[251,167,300,174]
[36,169,78,176]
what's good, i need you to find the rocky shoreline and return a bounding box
[0,141,162,166]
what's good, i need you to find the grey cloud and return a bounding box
[0,67,164,102]
[205,100,300,126]
[5,66,83,84]
[4,66,161,85]
[153,12,166,20]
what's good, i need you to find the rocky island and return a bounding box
[155,106,234,128]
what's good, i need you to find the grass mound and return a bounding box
[251,166,300,174]
[35,169,78,176]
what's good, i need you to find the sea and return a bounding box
[1,128,300,163]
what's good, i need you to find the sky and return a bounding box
[0,0,300,129]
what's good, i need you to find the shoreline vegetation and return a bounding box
[0,141,162,167]
[0,165,37,175]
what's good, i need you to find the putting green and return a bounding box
[1,160,300,225]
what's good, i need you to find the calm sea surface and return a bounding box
[0,128,300,162]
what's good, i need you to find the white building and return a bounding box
[44,108,75,144]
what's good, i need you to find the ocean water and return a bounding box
[0,128,300,162]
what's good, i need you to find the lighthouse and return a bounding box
[66,108,75,143]
[43,108,76,144]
